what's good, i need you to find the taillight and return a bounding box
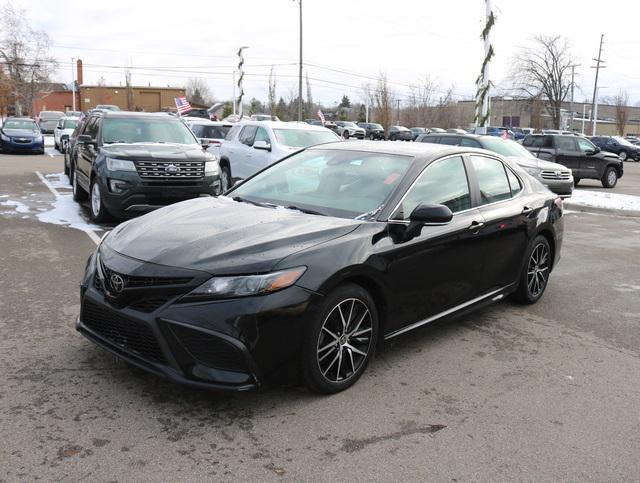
[209,140,221,145]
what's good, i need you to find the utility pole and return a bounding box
[590,34,606,135]
[568,64,580,132]
[297,0,303,122]
[71,57,76,111]
[396,99,401,125]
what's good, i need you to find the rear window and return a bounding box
[191,124,230,139]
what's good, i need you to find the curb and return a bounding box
[563,202,640,218]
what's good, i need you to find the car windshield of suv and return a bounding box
[273,129,339,148]
[341,122,357,128]
[63,119,79,129]
[231,149,413,218]
[613,136,635,147]
[102,118,198,145]
[191,124,230,139]
[483,137,536,158]
[3,120,38,130]
[370,124,383,130]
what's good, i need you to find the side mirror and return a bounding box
[76,134,93,144]
[253,140,271,151]
[409,203,453,224]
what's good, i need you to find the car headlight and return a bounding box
[106,157,136,171]
[34,134,43,142]
[524,167,542,177]
[0,133,9,141]
[205,160,220,175]
[184,266,306,301]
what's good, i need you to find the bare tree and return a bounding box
[406,75,439,127]
[511,35,573,129]
[267,67,277,116]
[0,2,57,115]
[373,73,394,134]
[613,90,629,136]
[96,76,107,87]
[186,77,213,105]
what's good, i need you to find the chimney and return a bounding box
[76,59,83,86]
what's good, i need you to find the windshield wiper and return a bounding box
[232,196,277,208]
[285,205,327,216]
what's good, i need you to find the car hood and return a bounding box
[506,156,568,171]
[105,196,361,274]
[100,143,208,160]
[599,150,624,161]
[2,128,40,137]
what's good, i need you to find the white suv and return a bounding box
[218,121,340,190]
[53,116,80,153]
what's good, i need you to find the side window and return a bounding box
[225,124,241,141]
[554,136,577,151]
[82,117,95,135]
[460,137,481,148]
[506,168,522,196]
[85,117,99,139]
[439,136,460,146]
[420,136,439,144]
[254,127,270,145]
[395,156,471,220]
[470,156,512,205]
[239,126,258,146]
[577,138,596,152]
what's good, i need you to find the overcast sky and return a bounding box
[20,0,640,107]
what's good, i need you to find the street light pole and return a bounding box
[297,0,303,122]
[71,57,76,111]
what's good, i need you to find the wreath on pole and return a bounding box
[474,1,495,127]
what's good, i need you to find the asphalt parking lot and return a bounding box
[1,146,640,481]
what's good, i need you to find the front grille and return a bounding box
[13,138,32,144]
[129,297,171,313]
[100,261,192,289]
[168,323,247,372]
[135,161,204,179]
[540,170,571,180]
[82,299,165,363]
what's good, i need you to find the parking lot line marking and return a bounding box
[35,170,101,246]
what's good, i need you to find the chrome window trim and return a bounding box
[384,285,513,340]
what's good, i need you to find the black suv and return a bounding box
[70,111,221,222]
[522,134,623,188]
[589,136,640,162]
[357,122,385,140]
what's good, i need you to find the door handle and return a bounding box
[521,206,534,216]
[468,220,484,231]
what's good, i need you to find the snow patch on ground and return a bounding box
[1,199,30,213]
[570,190,640,212]
[45,172,71,190]
[36,193,101,231]
[44,135,54,147]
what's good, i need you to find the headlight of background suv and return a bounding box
[205,160,220,175]
[184,267,306,301]
[524,167,542,177]
[106,157,136,171]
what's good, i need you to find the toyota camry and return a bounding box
[77,141,563,394]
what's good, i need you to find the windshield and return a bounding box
[190,124,230,139]
[230,149,413,218]
[3,120,37,130]
[481,137,535,159]
[102,118,199,145]
[613,136,634,147]
[342,122,357,128]
[371,124,383,130]
[63,119,79,129]
[273,129,339,148]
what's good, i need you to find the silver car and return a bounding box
[334,121,366,139]
[218,121,341,191]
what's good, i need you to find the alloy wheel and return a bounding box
[317,298,373,383]
[220,169,230,192]
[91,182,101,217]
[527,243,549,297]
[619,151,627,161]
[607,169,617,186]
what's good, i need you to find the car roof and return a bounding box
[6,117,35,120]
[234,120,333,131]
[309,139,485,158]
[95,111,180,120]
[183,117,231,126]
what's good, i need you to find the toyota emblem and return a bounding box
[109,273,126,294]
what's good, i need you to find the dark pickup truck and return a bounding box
[522,134,623,188]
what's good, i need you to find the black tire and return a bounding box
[301,283,379,394]
[220,165,232,193]
[63,155,69,176]
[573,178,580,186]
[369,133,375,140]
[619,150,627,162]
[601,166,618,188]
[71,167,87,202]
[89,178,110,223]
[511,235,551,305]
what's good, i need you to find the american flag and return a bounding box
[174,97,192,115]
[317,109,326,125]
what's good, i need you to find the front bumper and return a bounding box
[1,139,44,152]
[347,131,365,139]
[99,171,221,218]
[538,176,574,198]
[77,248,318,391]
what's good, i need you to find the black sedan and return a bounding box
[77,142,564,394]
